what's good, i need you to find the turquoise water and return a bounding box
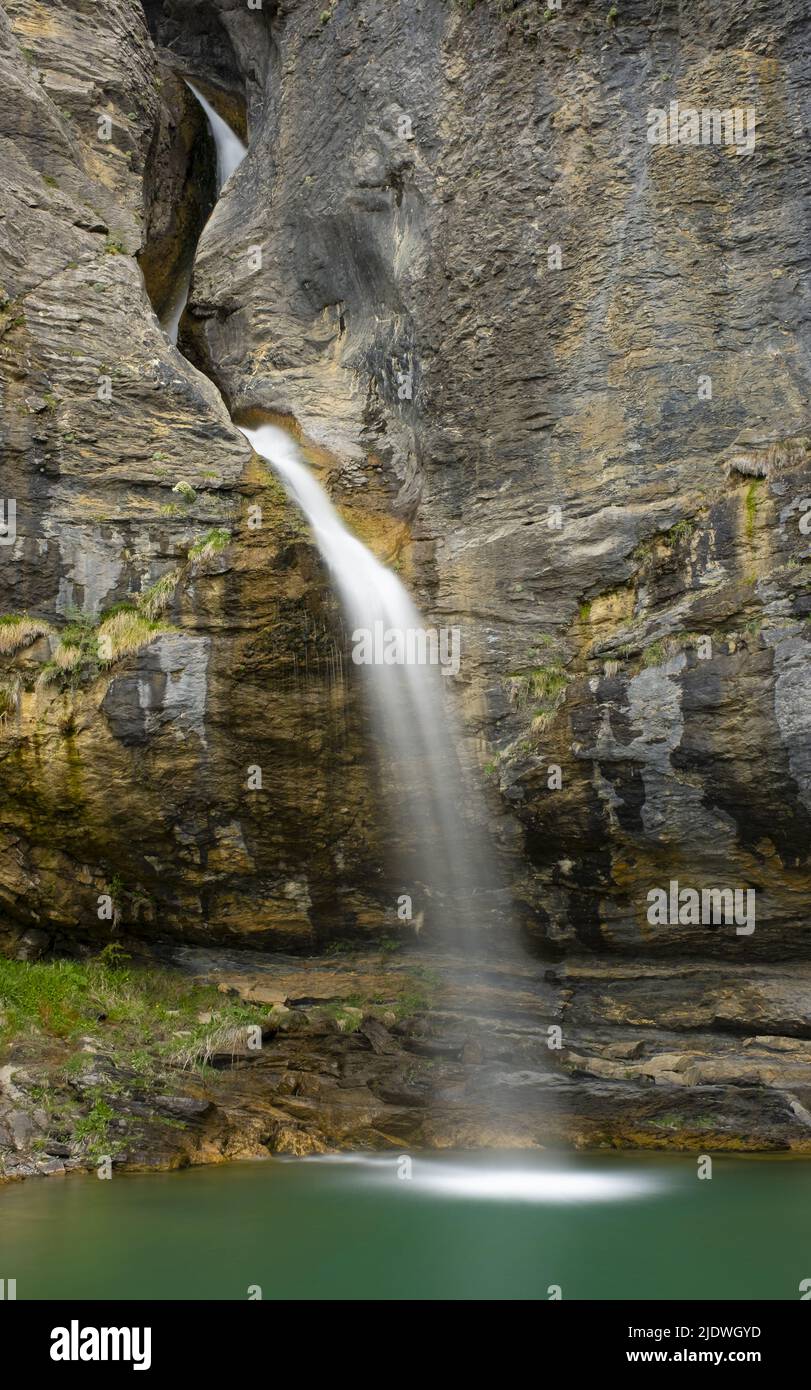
[1,1151,809,1300]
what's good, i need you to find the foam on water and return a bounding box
[296,1153,666,1204]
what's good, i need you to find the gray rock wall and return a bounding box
[1,0,810,965]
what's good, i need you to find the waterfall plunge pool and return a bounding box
[2,1150,809,1300]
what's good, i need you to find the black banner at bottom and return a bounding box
[0,1298,802,1375]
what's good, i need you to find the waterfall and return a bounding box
[175,82,506,940]
[240,425,502,933]
[160,81,247,343]
[185,80,247,191]
[161,265,193,347]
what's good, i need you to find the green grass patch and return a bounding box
[640,631,713,669]
[641,639,668,668]
[634,517,696,565]
[0,948,268,1074]
[74,1096,116,1154]
[188,528,231,562]
[509,662,568,707]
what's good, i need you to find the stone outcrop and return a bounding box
[1,0,811,1154]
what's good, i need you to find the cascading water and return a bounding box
[239,424,502,933]
[160,80,247,344]
[170,80,506,941]
[161,265,193,346]
[185,80,247,190]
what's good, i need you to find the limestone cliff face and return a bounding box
[0,0,388,951]
[1,0,811,970]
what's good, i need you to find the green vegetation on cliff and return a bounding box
[0,949,268,1072]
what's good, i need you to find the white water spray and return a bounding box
[185,80,247,191]
[161,265,193,346]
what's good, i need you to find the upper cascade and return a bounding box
[160,79,248,343]
[186,79,247,192]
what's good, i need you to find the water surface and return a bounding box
[1,1151,808,1300]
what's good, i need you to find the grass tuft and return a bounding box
[0,615,52,655]
[140,569,181,621]
[172,480,196,505]
[188,528,231,563]
[97,610,167,662]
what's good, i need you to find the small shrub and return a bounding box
[172,480,196,505]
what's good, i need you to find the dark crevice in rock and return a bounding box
[141,0,271,131]
[142,0,245,91]
[138,3,255,396]
[138,65,217,322]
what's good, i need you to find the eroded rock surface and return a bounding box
[160,0,811,956]
[0,0,394,949]
[1,0,811,1155]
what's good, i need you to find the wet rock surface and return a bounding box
[5,946,811,1178]
[142,0,811,954]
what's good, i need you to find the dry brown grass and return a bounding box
[0,616,51,656]
[139,569,181,622]
[97,610,167,663]
[54,643,82,670]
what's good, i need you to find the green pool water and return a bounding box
[1,1151,808,1301]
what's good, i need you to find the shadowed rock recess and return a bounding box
[1,0,811,1173]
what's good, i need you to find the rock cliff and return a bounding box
[2,0,811,1158]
